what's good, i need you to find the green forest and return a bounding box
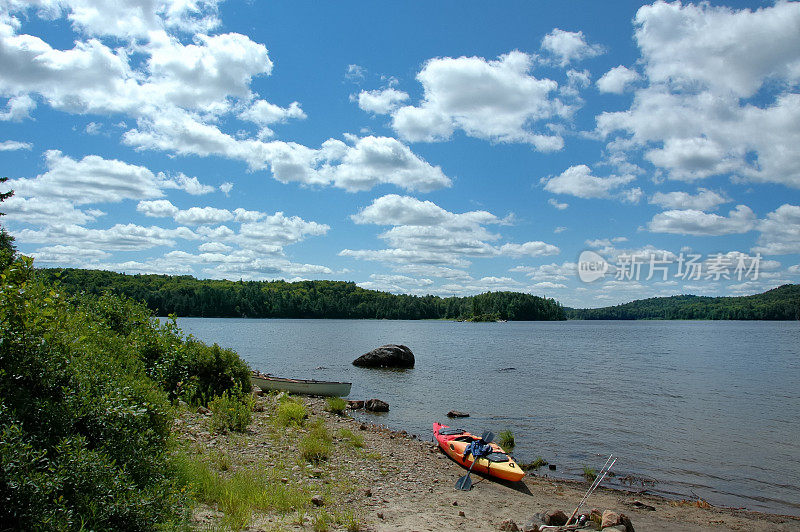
[565,284,800,320]
[35,268,567,321]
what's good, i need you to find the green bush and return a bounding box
[325,397,348,415]
[0,257,183,530]
[210,389,254,433]
[0,257,255,530]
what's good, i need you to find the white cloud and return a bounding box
[17,223,198,251]
[510,262,576,282]
[0,140,31,151]
[0,94,36,121]
[8,151,165,205]
[596,2,800,188]
[649,188,730,211]
[84,121,101,134]
[345,63,365,81]
[541,29,604,66]
[753,204,800,255]
[344,195,559,271]
[238,100,305,137]
[548,198,568,210]
[198,241,232,253]
[29,244,111,265]
[233,208,264,223]
[219,182,233,196]
[389,51,565,150]
[174,206,233,226]
[137,199,179,218]
[160,172,215,195]
[499,241,560,258]
[647,205,756,236]
[542,164,635,199]
[596,65,640,94]
[2,196,99,225]
[356,88,409,115]
[634,1,800,98]
[351,194,497,227]
[530,281,567,290]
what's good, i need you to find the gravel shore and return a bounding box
[176,395,800,531]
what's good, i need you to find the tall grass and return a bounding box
[301,419,333,463]
[497,429,515,451]
[175,452,311,530]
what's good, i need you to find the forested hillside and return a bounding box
[566,284,800,320]
[35,268,567,321]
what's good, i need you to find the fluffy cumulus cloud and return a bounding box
[647,205,757,236]
[6,151,215,206]
[649,188,730,211]
[597,1,800,188]
[342,195,559,274]
[0,1,443,195]
[376,51,567,150]
[542,164,635,200]
[596,66,640,94]
[753,204,800,255]
[541,29,604,66]
[355,88,409,115]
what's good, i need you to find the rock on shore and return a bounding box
[353,344,415,368]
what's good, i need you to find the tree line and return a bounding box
[35,268,568,321]
[565,284,800,320]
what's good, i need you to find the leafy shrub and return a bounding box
[0,257,183,530]
[325,397,348,415]
[276,401,307,427]
[497,429,515,451]
[210,389,254,433]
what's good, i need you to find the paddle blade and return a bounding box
[481,431,494,443]
[455,474,472,491]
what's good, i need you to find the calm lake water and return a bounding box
[173,318,800,516]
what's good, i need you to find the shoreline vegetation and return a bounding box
[37,267,800,321]
[2,258,800,530]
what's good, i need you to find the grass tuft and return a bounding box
[338,428,364,448]
[301,419,333,463]
[276,400,307,427]
[583,465,597,482]
[497,429,515,451]
[325,397,348,415]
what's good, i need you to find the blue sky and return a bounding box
[1,0,799,307]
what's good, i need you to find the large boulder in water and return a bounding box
[352,344,415,369]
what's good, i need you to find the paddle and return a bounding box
[455,431,494,491]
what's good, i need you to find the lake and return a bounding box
[173,318,800,516]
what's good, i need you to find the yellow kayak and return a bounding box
[433,422,525,482]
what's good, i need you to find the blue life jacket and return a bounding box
[463,439,493,461]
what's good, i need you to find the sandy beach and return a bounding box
[173,394,800,531]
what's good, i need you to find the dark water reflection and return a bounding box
[173,318,800,515]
